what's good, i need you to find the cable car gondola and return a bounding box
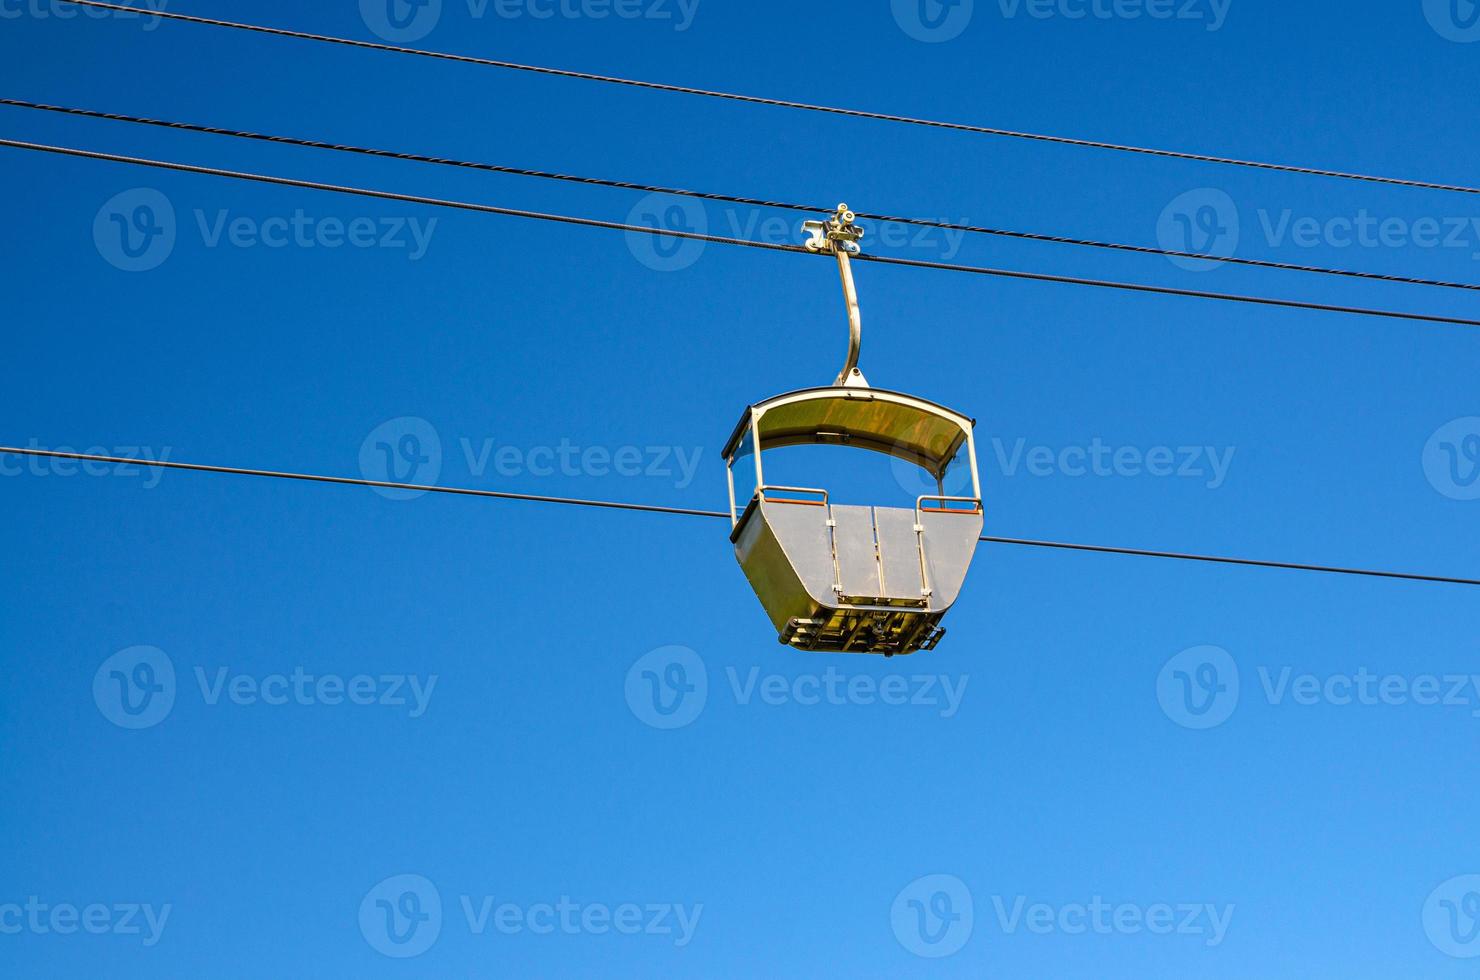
[724,206,984,656]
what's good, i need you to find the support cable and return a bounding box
[6,96,1476,293]
[4,446,1475,588]
[54,0,1480,198]
[4,136,1480,330]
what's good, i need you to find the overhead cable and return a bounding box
[5,136,1480,330]
[7,96,1476,294]
[6,446,1476,587]
[54,0,1480,197]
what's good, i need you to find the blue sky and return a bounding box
[3,0,1480,975]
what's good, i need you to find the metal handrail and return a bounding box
[760,485,830,507]
[916,495,983,515]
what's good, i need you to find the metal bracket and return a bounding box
[802,203,864,257]
[802,204,870,388]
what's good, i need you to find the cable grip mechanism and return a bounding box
[803,204,869,388]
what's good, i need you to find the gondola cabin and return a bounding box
[724,387,983,655]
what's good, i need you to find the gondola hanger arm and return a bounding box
[803,204,870,388]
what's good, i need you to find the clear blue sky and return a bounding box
[3,0,1480,976]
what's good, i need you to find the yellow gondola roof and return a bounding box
[722,386,975,479]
